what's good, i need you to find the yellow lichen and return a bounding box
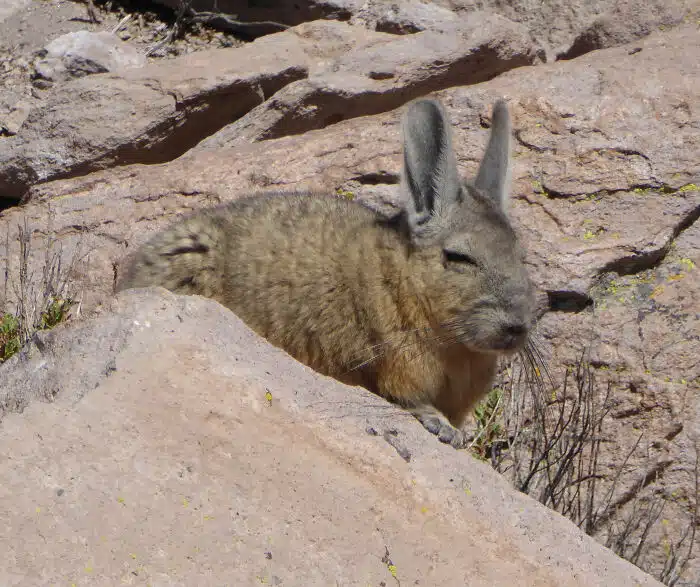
[650,285,665,299]
[679,258,696,270]
[335,187,355,200]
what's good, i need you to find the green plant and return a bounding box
[469,387,505,462]
[0,313,20,361]
[1,216,81,364]
[38,297,72,331]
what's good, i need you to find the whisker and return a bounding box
[358,327,428,353]
[529,336,554,387]
[344,326,435,373]
[519,343,547,402]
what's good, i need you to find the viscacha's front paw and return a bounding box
[411,408,466,449]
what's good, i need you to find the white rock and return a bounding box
[33,30,146,85]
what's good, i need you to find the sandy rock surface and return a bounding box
[0,288,663,586]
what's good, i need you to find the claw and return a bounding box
[411,406,466,449]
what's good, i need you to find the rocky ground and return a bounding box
[0,0,243,142]
[0,1,698,585]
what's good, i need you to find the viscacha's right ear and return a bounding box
[401,99,462,230]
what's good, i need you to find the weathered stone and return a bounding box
[446,0,695,57]
[5,26,693,309]
[0,16,544,201]
[0,94,31,137]
[0,288,663,586]
[558,0,695,59]
[0,0,109,144]
[356,0,462,34]
[149,0,698,59]
[199,13,545,148]
[0,32,311,200]
[32,30,146,86]
[0,21,393,202]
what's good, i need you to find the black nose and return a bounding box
[504,323,528,337]
[498,322,528,350]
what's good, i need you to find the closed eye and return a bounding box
[443,250,478,267]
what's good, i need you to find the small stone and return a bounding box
[32,30,146,85]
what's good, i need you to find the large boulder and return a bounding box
[198,14,545,148]
[0,288,663,586]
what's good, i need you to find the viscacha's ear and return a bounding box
[401,98,461,228]
[474,99,512,210]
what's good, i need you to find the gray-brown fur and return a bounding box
[117,97,536,448]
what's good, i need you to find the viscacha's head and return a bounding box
[399,98,535,355]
